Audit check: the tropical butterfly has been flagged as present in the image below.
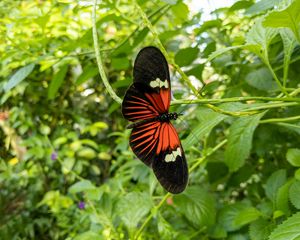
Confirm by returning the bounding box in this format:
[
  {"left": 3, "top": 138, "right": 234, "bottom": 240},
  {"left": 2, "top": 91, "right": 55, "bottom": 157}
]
[{"left": 122, "top": 46, "right": 188, "bottom": 194}]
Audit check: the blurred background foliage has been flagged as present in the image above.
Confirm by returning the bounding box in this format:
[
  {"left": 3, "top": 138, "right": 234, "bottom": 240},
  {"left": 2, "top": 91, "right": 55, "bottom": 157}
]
[{"left": 0, "top": 0, "right": 300, "bottom": 239}]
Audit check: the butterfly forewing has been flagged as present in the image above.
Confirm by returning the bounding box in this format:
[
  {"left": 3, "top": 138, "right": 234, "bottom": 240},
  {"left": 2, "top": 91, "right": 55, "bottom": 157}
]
[{"left": 122, "top": 46, "right": 188, "bottom": 194}]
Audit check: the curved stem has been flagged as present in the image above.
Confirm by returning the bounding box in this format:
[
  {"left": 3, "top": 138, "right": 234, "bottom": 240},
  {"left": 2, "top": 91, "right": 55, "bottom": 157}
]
[
  {"left": 171, "top": 96, "right": 300, "bottom": 105},
  {"left": 92, "top": 0, "right": 122, "bottom": 104}
]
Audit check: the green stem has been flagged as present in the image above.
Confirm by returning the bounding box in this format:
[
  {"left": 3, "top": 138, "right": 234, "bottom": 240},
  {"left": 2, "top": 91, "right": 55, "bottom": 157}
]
[
  {"left": 134, "top": 139, "right": 226, "bottom": 239},
  {"left": 245, "top": 102, "right": 298, "bottom": 111},
  {"left": 189, "top": 139, "right": 227, "bottom": 173},
  {"left": 260, "top": 115, "right": 300, "bottom": 124},
  {"left": 135, "top": 193, "right": 171, "bottom": 239},
  {"left": 265, "top": 60, "right": 288, "bottom": 96},
  {"left": 92, "top": 0, "right": 122, "bottom": 104},
  {"left": 171, "top": 96, "right": 300, "bottom": 105}
]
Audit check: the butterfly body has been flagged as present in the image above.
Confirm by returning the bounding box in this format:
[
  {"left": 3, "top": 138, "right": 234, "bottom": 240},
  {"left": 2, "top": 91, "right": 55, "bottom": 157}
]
[{"left": 122, "top": 46, "right": 188, "bottom": 194}]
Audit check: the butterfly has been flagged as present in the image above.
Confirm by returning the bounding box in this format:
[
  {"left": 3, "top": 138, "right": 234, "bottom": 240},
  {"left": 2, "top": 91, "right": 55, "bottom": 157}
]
[{"left": 122, "top": 46, "right": 188, "bottom": 194}]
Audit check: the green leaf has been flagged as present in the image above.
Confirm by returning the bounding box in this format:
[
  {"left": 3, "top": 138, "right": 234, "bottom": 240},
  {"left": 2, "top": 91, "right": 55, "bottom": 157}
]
[
  {"left": 157, "top": 213, "right": 174, "bottom": 239},
  {"left": 77, "top": 147, "right": 97, "bottom": 159},
  {"left": 76, "top": 65, "right": 98, "bottom": 85},
  {"left": 195, "top": 19, "right": 222, "bottom": 35},
  {"left": 175, "top": 47, "right": 199, "bottom": 67},
  {"left": 174, "top": 186, "right": 216, "bottom": 227},
  {"left": 276, "top": 180, "right": 292, "bottom": 215},
  {"left": 182, "top": 107, "right": 226, "bottom": 149},
  {"left": 225, "top": 112, "right": 265, "bottom": 172},
  {"left": 219, "top": 202, "right": 252, "bottom": 231},
  {"left": 229, "top": 1, "right": 254, "bottom": 12},
  {"left": 245, "top": 67, "right": 278, "bottom": 91},
  {"left": 38, "top": 190, "right": 73, "bottom": 213},
  {"left": 116, "top": 192, "right": 152, "bottom": 231},
  {"left": 160, "top": 0, "right": 177, "bottom": 5},
  {"left": 245, "top": 17, "right": 278, "bottom": 61},
  {"left": 268, "top": 212, "right": 300, "bottom": 240},
  {"left": 111, "top": 57, "right": 130, "bottom": 70},
  {"left": 245, "top": 0, "right": 280, "bottom": 15},
  {"left": 4, "top": 63, "right": 35, "bottom": 92},
  {"left": 48, "top": 65, "right": 68, "bottom": 99},
  {"left": 286, "top": 148, "right": 300, "bottom": 167},
  {"left": 171, "top": 2, "right": 189, "bottom": 24},
  {"left": 263, "top": 0, "right": 300, "bottom": 43},
  {"left": 265, "top": 169, "right": 286, "bottom": 203},
  {"left": 208, "top": 45, "right": 242, "bottom": 62},
  {"left": 73, "top": 231, "right": 104, "bottom": 240},
  {"left": 289, "top": 180, "right": 300, "bottom": 209},
  {"left": 233, "top": 207, "right": 261, "bottom": 226},
  {"left": 69, "top": 180, "right": 96, "bottom": 194},
  {"left": 249, "top": 218, "right": 275, "bottom": 240},
  {"left": 185, "top": 64, "right": 204, "bottom": 81}
]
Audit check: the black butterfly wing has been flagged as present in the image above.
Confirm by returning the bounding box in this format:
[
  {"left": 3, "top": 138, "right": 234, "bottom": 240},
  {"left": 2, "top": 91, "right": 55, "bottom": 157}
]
[
  {"left": 122, "top": 46, "right": 188, "bottom": 194},
  {"left": 133, "top": 46, "right": 170, "bottom": 92}
]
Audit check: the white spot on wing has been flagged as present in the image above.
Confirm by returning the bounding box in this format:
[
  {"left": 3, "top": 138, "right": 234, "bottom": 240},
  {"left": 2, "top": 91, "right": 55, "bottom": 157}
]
[
  {"left": 165, "top": 147, "right": 181, "bottom": 162},
  {"left": 149, "top": 78, "right": 169, "bottom": 88}
]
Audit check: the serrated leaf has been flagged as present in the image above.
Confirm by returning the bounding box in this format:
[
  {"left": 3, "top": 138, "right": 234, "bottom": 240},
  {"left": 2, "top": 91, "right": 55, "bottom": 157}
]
[
  {"left": 4, "top": 63, "right": 35, "bottom": 92},
  {"left": 265, "top": 169, "right": 286, "bottom": 203},
  {"left": 245, "top": 18, "right": 278, "bottom": 60},
  {"left": 225, "top": 112, "right": 265, "bottom": 172},
  {"left": 289, "top": 180, "right": 300, "bottom": 209},
  {"left": 286, "top": 148, "right": 300, "bottom": 167},
  {"left": 182, "top": 107, "right": 226, "bottom": 149},
  {"left": 175, "top": 47, "right": 199, "bottom": 67},
  {"left": 174, "top": 186, "right": 216, "bottom": 227},
  {"left": 263, "top": 0, "right": 300, "bottom": 43},
  {"left": 69, "top": 180, "right": 96, "bottom": 194},
  {"left": 116, "top": 192, "right": 152, "bottom": 231},
  {"left": 268, "top": 212, "right": 300, "bottom": 240},
  {"left": 245, "top": 67, "right": 278, "bottom": 91},
  {"left": 249, "top": 218, "right": 275, "bottom": 240},
  {"left": 48, "top": 65, "right": 68, "bottom": 99}
]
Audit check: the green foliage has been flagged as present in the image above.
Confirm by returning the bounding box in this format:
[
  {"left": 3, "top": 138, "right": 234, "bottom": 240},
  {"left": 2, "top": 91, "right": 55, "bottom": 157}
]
[
  {"left": 268, "top": 212, "right": 300, "bottom": 240},
  {"left": 1, "top": 0, "right": 300, "bottom": 239}
]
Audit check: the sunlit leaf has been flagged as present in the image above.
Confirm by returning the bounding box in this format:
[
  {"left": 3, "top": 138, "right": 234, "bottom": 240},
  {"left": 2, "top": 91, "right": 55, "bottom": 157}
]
[{"left": 263, "top": 0, "right": 300, "bottom": 43}]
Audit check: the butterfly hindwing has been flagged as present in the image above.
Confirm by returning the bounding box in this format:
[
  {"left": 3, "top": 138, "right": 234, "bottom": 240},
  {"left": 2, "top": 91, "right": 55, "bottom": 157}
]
[{"left": 152, "top": 122, "right": 188, "bottom": 194}]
